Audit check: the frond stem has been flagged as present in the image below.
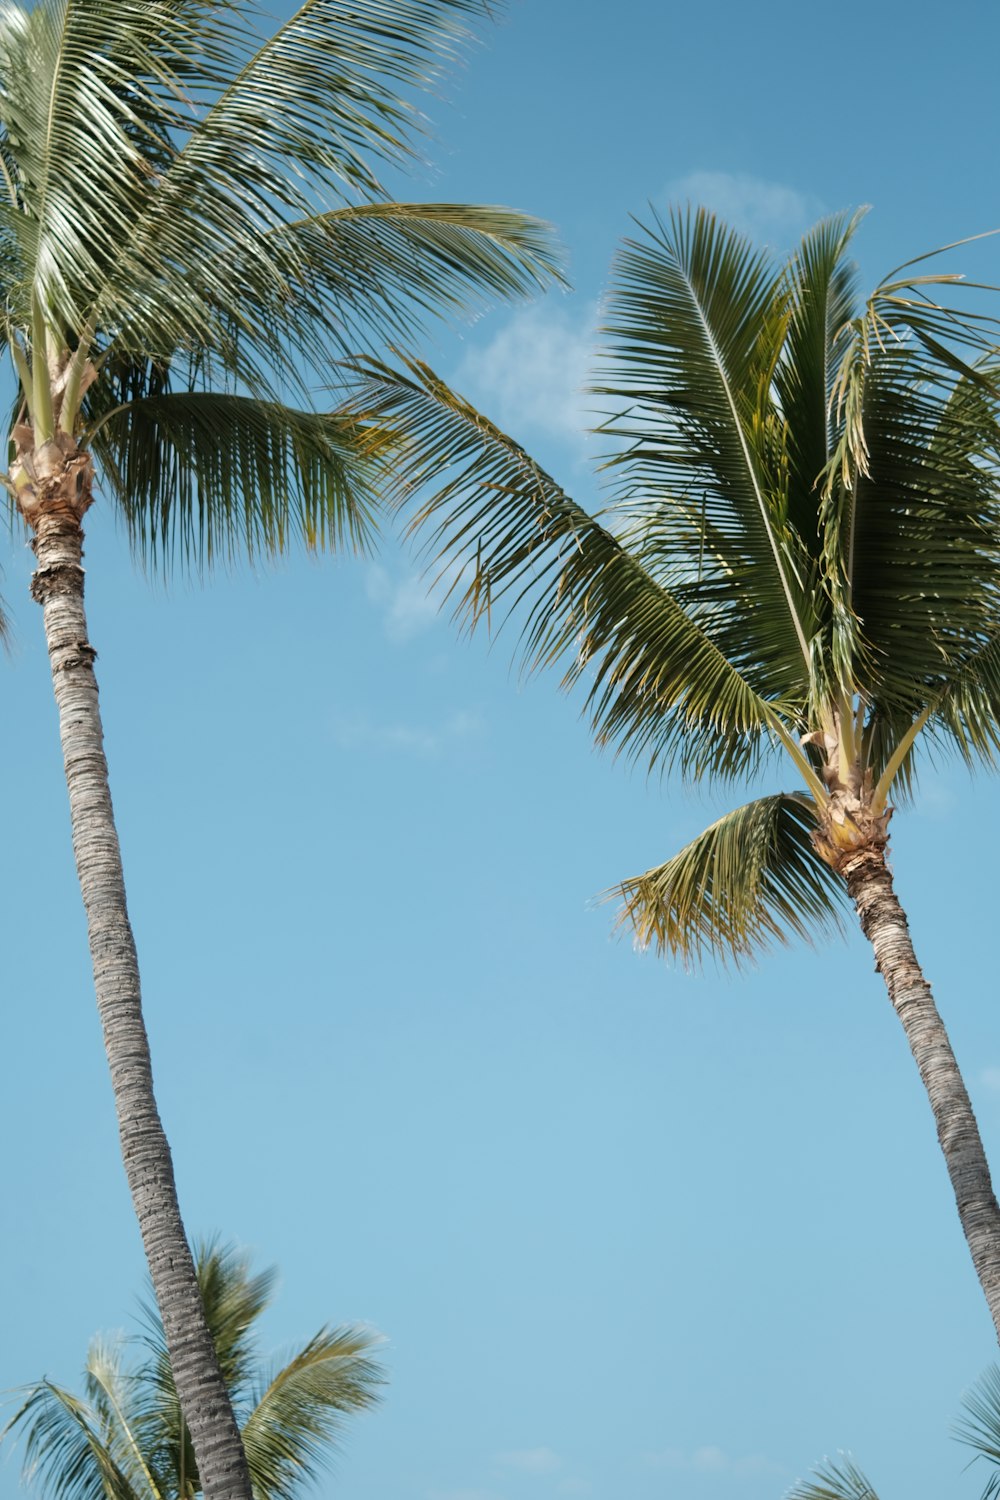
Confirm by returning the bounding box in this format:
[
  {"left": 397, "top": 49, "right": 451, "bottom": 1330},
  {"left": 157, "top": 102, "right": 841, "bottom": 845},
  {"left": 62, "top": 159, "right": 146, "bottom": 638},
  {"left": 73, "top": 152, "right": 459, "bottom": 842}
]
[
  {"left": 871, "top": 702, "right": 935, "bottom": 813},
  {"left": 765, "top": 708, "right": 830, "bottom": 805}
]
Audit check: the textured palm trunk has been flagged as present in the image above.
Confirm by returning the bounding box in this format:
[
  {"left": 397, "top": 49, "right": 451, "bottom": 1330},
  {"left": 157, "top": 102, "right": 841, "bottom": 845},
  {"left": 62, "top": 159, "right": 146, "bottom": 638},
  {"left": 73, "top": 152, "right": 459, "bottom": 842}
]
[
  {"left": 24, "top": 442, "right": 253, "bottom": 1500},
  {"left": 845, "top": 843, "right": 1000, "bottom": 1342}
]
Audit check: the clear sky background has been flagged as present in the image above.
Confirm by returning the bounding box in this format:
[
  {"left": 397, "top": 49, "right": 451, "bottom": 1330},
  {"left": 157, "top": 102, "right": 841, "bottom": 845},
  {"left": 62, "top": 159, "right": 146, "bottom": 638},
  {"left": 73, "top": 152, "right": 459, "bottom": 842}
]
[{"left": 2, "top": 4, "right": 1000, "bottom": 1500}]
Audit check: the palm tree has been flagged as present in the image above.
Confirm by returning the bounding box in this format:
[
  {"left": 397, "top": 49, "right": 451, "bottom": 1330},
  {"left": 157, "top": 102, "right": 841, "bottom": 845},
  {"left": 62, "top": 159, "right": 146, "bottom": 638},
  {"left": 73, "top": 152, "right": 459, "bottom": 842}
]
[
  {"left": 4, "top": 1240, "right": 384, "bottom": 1500},
  {"left": 0, "top": 2, "right": 561, "bottom": 1495},
  {"left": 350, "top": 208, "right": 1000, "bottom": 1338}
]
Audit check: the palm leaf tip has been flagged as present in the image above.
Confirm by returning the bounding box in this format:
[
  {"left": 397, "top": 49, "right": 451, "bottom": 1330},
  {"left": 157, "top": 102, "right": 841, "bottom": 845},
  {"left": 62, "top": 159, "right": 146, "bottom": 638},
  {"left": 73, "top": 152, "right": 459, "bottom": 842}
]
[
  {"left": 786, "top": 1456, "right": 880, "bottom": 1500},
  {"left": 613, "top": 793, "right": 846, "bottom": 969}
]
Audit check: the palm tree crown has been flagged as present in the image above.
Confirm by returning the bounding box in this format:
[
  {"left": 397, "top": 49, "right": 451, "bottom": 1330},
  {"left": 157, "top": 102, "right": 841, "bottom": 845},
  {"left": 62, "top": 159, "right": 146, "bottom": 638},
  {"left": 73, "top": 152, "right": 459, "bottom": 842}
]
[
  {"left": 351, "top": 207, "right": 1000, "bottom": 1337},
  {"left": 5, "top": 1241, "right": 384, "bottom": 1500},
  {"left": 0, "top": 0, "right": 561, "bottom": 561}
]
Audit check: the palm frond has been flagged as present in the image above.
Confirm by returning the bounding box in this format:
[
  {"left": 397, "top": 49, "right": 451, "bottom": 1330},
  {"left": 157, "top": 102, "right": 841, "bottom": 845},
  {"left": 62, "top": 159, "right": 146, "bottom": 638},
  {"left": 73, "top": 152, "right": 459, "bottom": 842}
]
[
  {"left": 848, "top": 358, "right": 1000, "bottom": 708},
  {"left": 3, "top": 1380, "right": 146, "bottom": 1500},
  {"left": 89, "top": 385, "right": 387, "bottom": 568},
  {"left": 786, "top": 1456, "right": 881, "bottom": 1500},
  {"left": 241, "top": 1327, "right": 384, "bottom": 1500},
  {"left": 350, "top": 354, "right": 803, "bottom": 781},
  {"left": 0, "top": 0, "right": 224, "bottom": 331},
  {"left": 595, "top": 205, "right": 815, "bottom": 690},
  {"left": 82, "top": 1340, "right": 166, "bottom": 1500},
  {"left": 957, "top": 1366, "right": 1000, "bottom": 1500},
  {"left": 614, "top": 792, "right": 845, "bottom": 967},
  {"left": 263, "top": 201, "right": 564, "bottom": 355},
  {"left": 776, "top": 209, "right": 867, "bottom": 690},
  {"left": 94, "top": 0, "right": 522, "bottom": 356}
]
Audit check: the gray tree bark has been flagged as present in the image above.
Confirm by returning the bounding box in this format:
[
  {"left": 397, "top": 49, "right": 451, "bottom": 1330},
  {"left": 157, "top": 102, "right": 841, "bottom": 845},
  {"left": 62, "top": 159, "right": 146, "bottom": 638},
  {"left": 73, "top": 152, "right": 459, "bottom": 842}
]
[
  {"left": 846, "top": 844, "right": 1000, "bottom": 1343},
  {"left": 30, "top": 489, "right": 253, "bottom": 1500}
]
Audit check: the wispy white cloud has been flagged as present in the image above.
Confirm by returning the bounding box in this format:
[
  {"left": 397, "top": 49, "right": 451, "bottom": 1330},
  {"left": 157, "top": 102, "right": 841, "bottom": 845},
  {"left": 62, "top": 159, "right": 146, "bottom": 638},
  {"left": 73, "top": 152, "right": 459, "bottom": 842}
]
[
  {"left": 365, "top": 562, "right": 467, "bottom": 644},
  {"left": 453, "top": 301, "right": 597, "bottom": 450},
  {"left": 332, "top": 708, "right": 483, "bottom": 756},
  {"left": 494, "top": 1448, "right": 562, "bottom": 1475},
  {"left": 981, "top": 1067, "right": 1000, "bottom": 1092},
  {"left": 646, "top": 1445, "right": 785, "bottom": 1477},
  {"left": 663, "top": 170, "right": 825, "bottom": 247}
]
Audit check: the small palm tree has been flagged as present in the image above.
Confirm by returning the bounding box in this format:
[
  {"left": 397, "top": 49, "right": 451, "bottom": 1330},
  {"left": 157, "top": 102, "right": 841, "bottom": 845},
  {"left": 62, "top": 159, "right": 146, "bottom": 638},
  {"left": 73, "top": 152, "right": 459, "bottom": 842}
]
[
  {"left": 352, "top": 209, "right": 1000, "bottom": 1337},
  {"left": 4, "top": 1240, "right": 384, "bottom": 1500},
  {"left": 0, "top": 2, "right": 561, "bottom": 1495}
]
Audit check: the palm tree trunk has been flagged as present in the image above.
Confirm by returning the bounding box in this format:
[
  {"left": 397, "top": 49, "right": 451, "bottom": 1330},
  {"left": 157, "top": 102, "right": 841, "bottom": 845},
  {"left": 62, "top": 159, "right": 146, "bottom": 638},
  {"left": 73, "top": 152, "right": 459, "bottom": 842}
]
[
  {"left": 30, "top": 500, "right": 253, "bottom": 1500},
  {"left": 846, "top": 844, "right": 1000, "bottom": 1342}
]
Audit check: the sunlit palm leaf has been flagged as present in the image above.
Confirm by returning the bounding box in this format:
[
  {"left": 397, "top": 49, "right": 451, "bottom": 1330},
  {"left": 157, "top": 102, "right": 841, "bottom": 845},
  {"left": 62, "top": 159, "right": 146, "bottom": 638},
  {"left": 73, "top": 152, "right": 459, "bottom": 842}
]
[
  {"left": 848, "top": 362, "right": 1000, "bottom": 706},
  {"left": 97, "top": 0, "right": 532, "bottom": 356},
  {"left": 241, "top": 1328, "right": 384, "bottom": 1500},
  {"left": 596, "top": 206, "right": 814, "bottom": 690},
  {"left": 91, "top": 390, "right": 386, "bottom": 567},
  {"left": 957, "top": 1366, "right": 1000, "bottom": 1500},
  {"left": 4, "top": 1381, "right": 146, "bottom": 1500},
  {"left": 264, "top": 202, "right": 563, "bottom": 355},
  {"left": 787, "top": 1457, "right": 881, "bottom": 1500},
  {"left": 351, "top": 354, "right": 801, "bottom": 780},
  {"left": 615, "top": 792, "right": 844, "bottom": 966}
]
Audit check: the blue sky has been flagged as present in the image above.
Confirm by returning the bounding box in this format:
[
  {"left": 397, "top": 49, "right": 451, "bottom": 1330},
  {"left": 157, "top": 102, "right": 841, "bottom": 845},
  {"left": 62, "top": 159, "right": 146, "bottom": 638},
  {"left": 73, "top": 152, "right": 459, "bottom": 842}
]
[{"left": 3, "top": 4, "right": 1000, "bottom": 1500}]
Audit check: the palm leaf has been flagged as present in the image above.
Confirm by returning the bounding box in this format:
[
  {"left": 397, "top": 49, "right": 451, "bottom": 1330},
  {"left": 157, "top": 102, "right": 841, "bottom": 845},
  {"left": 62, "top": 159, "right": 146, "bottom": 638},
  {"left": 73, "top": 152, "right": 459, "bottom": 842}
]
[
  {"left": 262, "top": 201, "right": 564, "bottom": 355},
  {"left": 957, "top": 1366, "right": 1000, "bottom": 1500},
  {"left": 614, "top": 792, "right": 845, "bottom": 967},
  {"left": 3, "top": 1381, "right": 146, "bottom": 1500},
  {"left": 350, "top": 354, "right": 803, "bottom": 781},
  {"left": 786, "top": 1456, "right": 881, "bottom": 1500},
  {"left": 595, "top": 206, "right": 815, "bottom": 689},
  {"left": 0, "top": 0, "right": 219, "bottom": 331},
  {"left": 90, "top": 387, "right": 387, "bottom": 567},
  {"left": 95, "top": 0, "right": 524, "bottom": 355},
  {"left": 240, "top": 1327, "right": 384, "bottom": 1500},
  {"left": 847, "top": 357, "right": 1000, "bottom": 717}
]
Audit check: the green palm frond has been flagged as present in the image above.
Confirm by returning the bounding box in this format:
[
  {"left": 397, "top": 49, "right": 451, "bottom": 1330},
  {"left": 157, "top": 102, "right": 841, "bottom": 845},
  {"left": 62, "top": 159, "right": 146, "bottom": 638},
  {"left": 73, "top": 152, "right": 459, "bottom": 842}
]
[
  {"left": 241, "top": 1327, "right": 384, "bottom": 1500},
  {"left": 957, "top": 1366, "right": 1000, "bottom": 1500},
  {"left": 4, "top": 1380, "right": 146, "bottom": 1500},
  {"left": 90, "top": 388, "right": 387, "bottom": 567},
  {"left": 615, "top": 793, "right": 845, "bottom": 967},
  {"left": 595, "top": 206, "right": 815, "bottom": 691},
  {"left": 848, "top": 362, "right": 1000, "bottom": 711},
  {"left": 90, "top": 0, "right": 559, "bottom": 363},
  {"left": 264, "top": 202, "right": 563, "bottom": 354},
  {"left": 787, "top": 1456, "right": 881, "bottom": 1500},
  {"left": 350, "top": 354, "right": 802, "bottom": 781},
  {"left": 83, "top": 1340, "right": 165, "bottom": 1500},
  {"left": 0, "top": 0, "right": 222, "bottom": 332},
  {"left": 5, "top": 1242, "right": 385, "bottom": 1500}
]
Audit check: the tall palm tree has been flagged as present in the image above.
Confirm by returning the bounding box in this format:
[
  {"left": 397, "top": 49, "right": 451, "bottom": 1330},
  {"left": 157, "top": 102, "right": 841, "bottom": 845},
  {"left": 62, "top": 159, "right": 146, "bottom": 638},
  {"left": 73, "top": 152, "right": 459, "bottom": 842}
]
[
  {"left": 351, "top": 209, "right": 1000, "bottom": 1338},
  {"left": 4, "top": 1240, "right": 384, "bottom": 1500},
  {"left": 0, "top": 2, "right": 561, "bottom": 1495}
]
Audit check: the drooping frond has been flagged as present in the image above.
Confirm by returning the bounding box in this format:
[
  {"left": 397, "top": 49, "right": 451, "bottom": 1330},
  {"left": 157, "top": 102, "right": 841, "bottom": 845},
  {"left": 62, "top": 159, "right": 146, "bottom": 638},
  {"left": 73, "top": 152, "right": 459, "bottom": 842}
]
[
  {"left": 4, "top": 1380, "right": 146, "bottom": 1500},
  {"left": 263, "top": 202, "right": 563, "bottom": 355},
  {"left": 91, "top": 0, "right": 561, "bottom": 364},
  {"left": 786, "top": 1457, "right": 881, "bottom": 1500},
  {"left": 90, "top": 386, "right": 387, "bottom": 567},
  {"left": 82, "top": 1340, "right": 165, "bottom": 1500},
  {"left": 848, "top": 361, "right": 1000, "bottom": 714},
  {"left": 615, "top": 792, "right": 845, "bottom": 967},
  {"left": 957, "top": 1366, "right": 1000, "bottom": 1500},
  {"left": 240, "top": 1327, "right": 384, "bottom": 1500},
  {"left": 350, "top": 354, "right": 804, "bottom": 780},
  {"left": 595, "top": 206, "right": 815, "bottom": 695}
]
